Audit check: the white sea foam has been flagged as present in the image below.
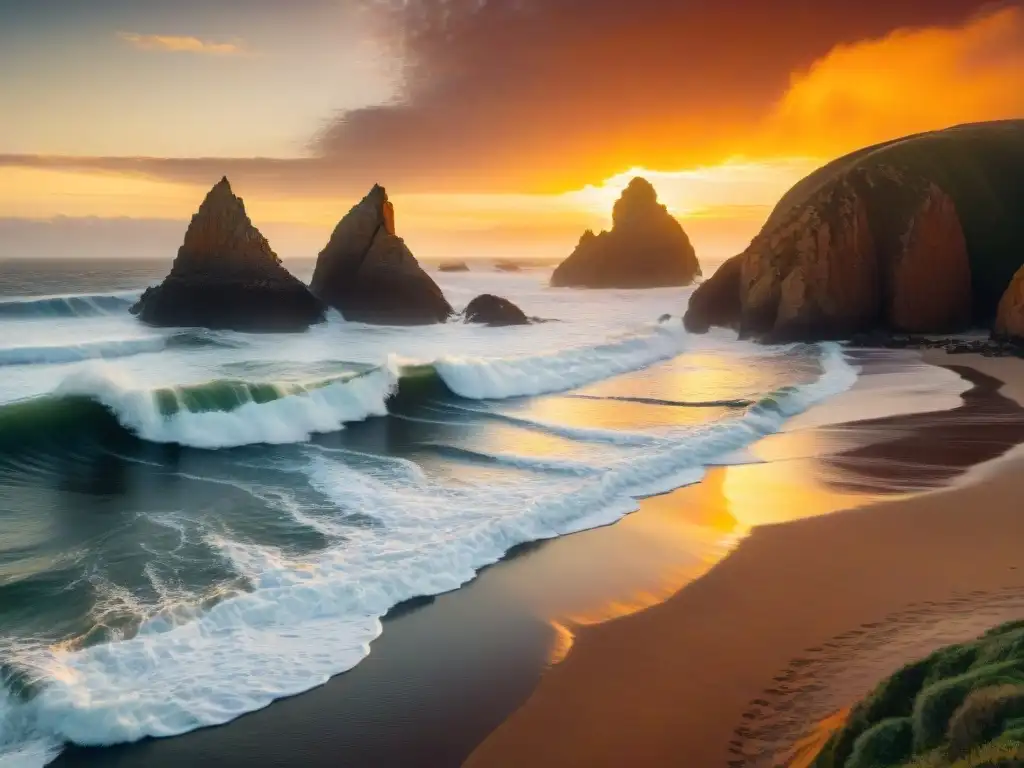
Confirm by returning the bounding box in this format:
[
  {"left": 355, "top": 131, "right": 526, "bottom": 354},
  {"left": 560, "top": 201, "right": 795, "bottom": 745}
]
[
  {"left": 54, "top": 364, "right": 399, "bottom": 449},
  {"left": 0, "top": 344, "right": 857, "bottom": 763},
  {"left": 433, "top": 321, "right": 686, "bottom": 399},
  {"left": 43, "top": 323, "right": 686, "bottom": 449}
]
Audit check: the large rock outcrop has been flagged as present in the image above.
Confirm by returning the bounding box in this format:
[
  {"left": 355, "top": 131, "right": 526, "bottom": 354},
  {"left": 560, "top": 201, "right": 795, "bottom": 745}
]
[
  {"left": 132, "top": 177, "right": 324, "bottom": 332},
  {"left": 310, "top": 185, "right": 452, "bottom": 325},
  {"left": 463, "top": 294, "right": 529, "bottom": 326},
  {"left": 683, "top": 120, "right": 1024, "bottom": 341},
  {"left": 551, "top": 177, "right": 701, "bottom": 289}
]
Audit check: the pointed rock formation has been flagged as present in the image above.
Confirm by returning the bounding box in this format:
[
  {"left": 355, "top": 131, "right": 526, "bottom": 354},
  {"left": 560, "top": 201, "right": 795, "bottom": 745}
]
[
  {"left": 310, "top": 185, "right": 453, "bottom": 325},
  {"left": 463, "top": 294, "right": 529, "bottom": 326},
  {"left": 131, "top": 177, "right": 324, "bottom": 331},
  {"left": 551, "top": 177, "right": 701, "bottom": 288}
]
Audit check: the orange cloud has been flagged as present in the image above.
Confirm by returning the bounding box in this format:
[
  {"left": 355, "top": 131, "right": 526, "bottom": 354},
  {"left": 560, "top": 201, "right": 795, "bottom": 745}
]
[
  {"left": 764, "top": 6, "right": 1024, "bottom": 157},
  {"left": 117, "top": 32, "right": 246, "bottom": 56}
]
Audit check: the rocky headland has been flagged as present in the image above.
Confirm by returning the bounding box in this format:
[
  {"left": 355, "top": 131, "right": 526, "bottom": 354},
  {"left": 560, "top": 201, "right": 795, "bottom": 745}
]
[{"left": 683, "top": 120, "right": 1024, "bottom": 345}]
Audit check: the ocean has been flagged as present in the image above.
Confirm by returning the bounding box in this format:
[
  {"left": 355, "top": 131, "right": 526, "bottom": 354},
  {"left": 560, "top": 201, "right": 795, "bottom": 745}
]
[{"left": 0, "top": 257, "right": 950, "bottom": 765}]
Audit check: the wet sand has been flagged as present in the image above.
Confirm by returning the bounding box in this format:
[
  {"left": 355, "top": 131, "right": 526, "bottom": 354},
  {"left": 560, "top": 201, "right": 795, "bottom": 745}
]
[{"left": 467, "top": 354, "right": 1024, "bottom": 768}]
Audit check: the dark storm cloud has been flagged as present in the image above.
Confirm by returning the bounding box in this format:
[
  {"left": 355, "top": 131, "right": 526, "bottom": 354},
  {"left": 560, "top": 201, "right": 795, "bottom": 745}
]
[{"left": 0, "top": 0, "right": 1009, "bottom": 195}]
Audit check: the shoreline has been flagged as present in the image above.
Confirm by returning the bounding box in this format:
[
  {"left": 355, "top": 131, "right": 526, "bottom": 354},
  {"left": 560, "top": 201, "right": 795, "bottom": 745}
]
[
  {"left": 466, "top": 353, "right": 1024, "bottom": 768},
  {"left": 45, "top": 349, "right": 995, "bottom": 768}
]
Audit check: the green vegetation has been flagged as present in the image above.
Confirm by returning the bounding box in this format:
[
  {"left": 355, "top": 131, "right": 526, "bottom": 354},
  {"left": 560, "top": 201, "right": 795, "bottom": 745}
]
[
  {"left": 765, "top": 120, "right": 1024, "bottom": 324},
  {"left": 812, "top": 621, "right": 1024, "bottom": 767}
]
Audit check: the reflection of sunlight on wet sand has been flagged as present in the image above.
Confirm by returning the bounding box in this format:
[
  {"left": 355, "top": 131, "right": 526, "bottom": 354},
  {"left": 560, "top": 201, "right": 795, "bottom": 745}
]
[
  {"left": 784, "top": 708, "right": 850, "bottom": 768},
  {"left": 541, "top": 469, "right": 745, "bottom": 664},
  {"left": 540, "top": 444, "right": 895, "bottom": 665},
  {"left": 578, "top": 352, "right": 787, "bottom": 405}
]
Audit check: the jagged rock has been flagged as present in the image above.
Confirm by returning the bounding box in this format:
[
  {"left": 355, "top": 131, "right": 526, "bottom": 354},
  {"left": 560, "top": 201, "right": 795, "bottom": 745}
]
[
  {"left": 995, "top": 264, "right": 1024, "bottom": 340},
  {"left": 551, "top": 177, "right": 701, "bottom": 288},
  {"left": 683, "top": 121, "right": 1024, "bottom": 341},
  {"left": 683, "top": 256, "right": 742, "bottom": 333},
  {"left": 310, "top": 185, "right": 453, "bottom": 325},
  {"left": 463, "top": 294, "right": 529, "bottom": 326},
  {"left": 131, "top": 177, "right": 324, "bottom": 332},
  {"left": 439, "top": 261, "right": 470, "bottom": 272}
]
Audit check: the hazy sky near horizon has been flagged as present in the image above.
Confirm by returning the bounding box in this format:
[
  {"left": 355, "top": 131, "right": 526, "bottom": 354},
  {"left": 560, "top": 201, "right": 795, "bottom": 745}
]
[{"left": 1, "top": 0, "right": 1022, "bottom": 262}]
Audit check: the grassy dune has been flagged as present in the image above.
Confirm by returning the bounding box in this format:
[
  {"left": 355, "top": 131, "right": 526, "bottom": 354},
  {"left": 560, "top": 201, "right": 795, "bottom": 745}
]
[{"left": 813, "top": 621, "right": 1024, "bottom": 767}]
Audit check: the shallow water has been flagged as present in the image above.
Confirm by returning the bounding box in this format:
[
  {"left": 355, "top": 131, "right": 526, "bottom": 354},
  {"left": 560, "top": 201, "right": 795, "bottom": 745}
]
[{"left": 0, "top": 258, "right": 948, "bottom": 765}]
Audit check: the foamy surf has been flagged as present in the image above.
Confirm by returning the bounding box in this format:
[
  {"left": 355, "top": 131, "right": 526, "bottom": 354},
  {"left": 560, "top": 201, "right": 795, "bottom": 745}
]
[
  {"left": 5, "top": 322, "right": 686, "bottom": 449},
  {"left": 0, "top": 344, "right": 857, "bottom": 765},
  {"left": 0, "top": 291, "right": 138, "bottom": 319}
]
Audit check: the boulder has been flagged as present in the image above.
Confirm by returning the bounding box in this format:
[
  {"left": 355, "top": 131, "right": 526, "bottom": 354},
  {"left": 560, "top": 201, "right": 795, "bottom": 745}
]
[
  {"left": 310, "top": 185, "right": 453, "bottom": 324},
  {"left": 995, "top": 264, "right": 1024, "bottom": 340},
  {"left": 551, "top": 177, "right": 701, "bottom": 289},
  {"left": 684, "top": 120, "right": 1024, "bottom": 341},
  {"left": 463, "top": 294, "right": 530, "bottom": 326},
  {"left": 131, "top": 177, "right": 324, "bottom": 332},
  {"left": 439, "top": 261, "right": 470, "bottom": 272}
]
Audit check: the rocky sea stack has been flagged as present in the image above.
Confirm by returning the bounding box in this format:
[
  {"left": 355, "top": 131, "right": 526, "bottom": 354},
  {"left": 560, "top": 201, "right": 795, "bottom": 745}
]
[
  {"left": 310, "top": 185, "right": 453, "bottom": 325},
  {"left": 683, "top": 120, "right": 1024, "bottom": 342},
  {"left": 551, "top": 177, "right": 701, "bottom": 289},
  {"left": 132, "top": 177, "right": 324, "bottom": 332},
  {"left": 463, "top": 294, "right": 529, "bottom": 326}
]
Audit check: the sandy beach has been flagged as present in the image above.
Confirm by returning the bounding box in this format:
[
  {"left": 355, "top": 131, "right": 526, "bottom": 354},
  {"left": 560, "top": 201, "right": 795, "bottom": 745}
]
[{"left": 467, "top": 353, "right": 1024, "bottom": 768}]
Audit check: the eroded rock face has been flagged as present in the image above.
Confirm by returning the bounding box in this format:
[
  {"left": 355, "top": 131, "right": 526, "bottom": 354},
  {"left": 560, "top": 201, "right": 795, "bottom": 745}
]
[
  {"left": 683, "top": 256, "right": 742, "bottom": 333},
  {"left": 995, "top": 265, "right": 1024, "bottom": 340},
  {"left": 551, "top": 178, "right": 701, "bottom": 289},
  {"left": 310, "top": 185, "right": 452, "bottom": 325},
  {"left": 131, "top": 177, "right": 324, "bottom": 332},
  {"left": 463, "top": 294, "right": 529, "bottom": 326},
  {"left": 684, "top": 167, "right": 972, "bottom": 341}
]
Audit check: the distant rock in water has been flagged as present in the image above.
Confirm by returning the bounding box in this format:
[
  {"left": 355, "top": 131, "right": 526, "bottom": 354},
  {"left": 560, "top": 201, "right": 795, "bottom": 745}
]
[
  {"left": 310, "top": 185, "right": 453, "bottom": 325},
  {"left": 683, "top": 120, "right": 1024, "bottom": 342},
  {"left": 551, "top": 177, "right": 701, "bottom": 289},
  {"left": 438, "top": 261, "right": 470, "bottom": 273},
  {"left": 464, "top": 294, "right": 529, "bottom": 326},
  {"left": 131, "top": 177, "right": 324, "bottom": 332},
  {"left": 494, "top": 261, "right": 521, "bottom": 273}
]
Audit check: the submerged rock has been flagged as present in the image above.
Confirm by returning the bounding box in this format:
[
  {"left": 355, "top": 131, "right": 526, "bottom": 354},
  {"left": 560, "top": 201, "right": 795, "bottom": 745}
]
[
  {"left": 131, "top": 177, "right": 324, "bottom": 332},
  {"left": 310, "top": 185, "right": 453, "bottom": 325},
  {"left": 551, "top": 177, "right": 701, "bottom": 289},
  {"left": 683, "top": 120, "right": 1024, "bottom": 341},
  {"left": 463, "top": 294, "right": 529, "bottom": 326}
]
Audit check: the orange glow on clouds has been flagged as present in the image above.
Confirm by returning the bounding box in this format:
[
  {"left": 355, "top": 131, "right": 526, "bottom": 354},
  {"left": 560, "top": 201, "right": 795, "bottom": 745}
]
[
  {"left": 764, "top": 6, "right": 1024, "bottom": 157},
  {"left": 117, "top": 32, "right": 247, "bottom": 56}
]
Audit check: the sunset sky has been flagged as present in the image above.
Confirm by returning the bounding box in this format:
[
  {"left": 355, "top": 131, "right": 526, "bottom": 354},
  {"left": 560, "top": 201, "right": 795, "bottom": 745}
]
[{"left": 2, "top": 0, "right": 1022, "bottom": 265}]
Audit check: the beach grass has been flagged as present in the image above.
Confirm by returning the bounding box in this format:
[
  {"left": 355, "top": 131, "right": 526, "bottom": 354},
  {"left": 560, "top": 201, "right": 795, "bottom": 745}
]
[{"left": 813, "top": 621, "right": 1024, "bottom": 767}]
